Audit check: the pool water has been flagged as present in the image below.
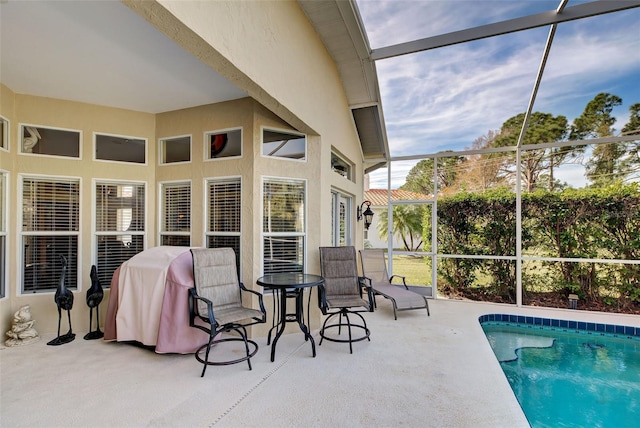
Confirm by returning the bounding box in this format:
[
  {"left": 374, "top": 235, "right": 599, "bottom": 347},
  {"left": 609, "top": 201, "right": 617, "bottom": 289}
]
[{"left": 482, "top": 321, "right": 640, "bottom": 428}]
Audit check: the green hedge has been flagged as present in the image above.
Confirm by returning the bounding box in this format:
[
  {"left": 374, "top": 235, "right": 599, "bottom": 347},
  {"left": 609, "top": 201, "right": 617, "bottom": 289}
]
[{"left": 431, "top": 184, "right": 640, "bottom": 309}]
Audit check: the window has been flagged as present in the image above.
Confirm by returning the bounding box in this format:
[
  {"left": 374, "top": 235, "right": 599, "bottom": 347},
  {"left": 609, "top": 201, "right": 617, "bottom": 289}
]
[
  {"left": 263, "top": 178, "right": 306, "bottom": 274},
  {"left": 262, "top": 128, "right": 306, "bottom": 161},
  {"left": 20, "top": 125, "right": 80, "bottom": 158},
  {"left": 0, "top": 171, "right": 6, "bottom": 298},
  {"left": 0, "top": 116, "right": 8, "bottom": 151},
  {"left": 21, "top": 176, "right": 80, "bottom": 293},
  {"left": 160, "top": 181, "right": 191, "bottom": 246},
  {"left": 95, "top": 181, "right": 145, "bottom": 287},
  {"left": 331, "top": 151, "right": 353, "bottom": 181},
  {"left": 95, "top": 133, "right": 146, "bottom": 164},
  {"left": 205, "top": 128, "right": 242, "bottom": 159},
  {"left": 331, "top": 190, "right": 352, "bottom": 246},
  {"left": 159, "top": 135, "right": 191, "bottom": 164},
  {"left": 206, "top": 177, "right": 241, "bottom": 275}
]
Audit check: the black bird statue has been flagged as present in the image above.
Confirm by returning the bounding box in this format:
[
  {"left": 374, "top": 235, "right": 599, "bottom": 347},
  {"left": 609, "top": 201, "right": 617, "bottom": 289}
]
[
  {"left": 84, "top": 265, "right": 104, "bottom": 340},
  {"left": 47, "top": 255, "right": 75, "bottom": 346}
]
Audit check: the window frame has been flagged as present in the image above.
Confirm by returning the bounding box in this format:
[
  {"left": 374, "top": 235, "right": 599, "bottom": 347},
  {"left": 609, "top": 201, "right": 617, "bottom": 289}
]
[
  {"left": 261, "top": 176, "right": 307, "bottom": 275},
  {"left": 331, "top": 150, "right": 354, "bottom": 181},
  {"left": 330, "top": 189, "right": 353, "bottom": 247},
  {"left": 205, "top": 176, "right": 242, "bottom": 276},
  {"left": 159, "top": 134, "right": 192, "bottom": 165},
  {"left": 93, "top": 179, "right": 147, "bottom": 288},
  {"left": 19, "top": 174, "right": 81, "bottom": 294},
  {"left": 203, "top": 127, "right": 243, "bottom": 161},
  {"left": 0, "top": 170, "right": 7, "bottom": 298},
  {"left": 0, "top": 116, "right": 8, "bottom": 152},
  {"left": 19, "top": 123, "right": 82, "bottom": 159},
  {"left": 261, "top": 127, "right": 307, "bottom": 162},
  {"left": 94, "top": 132, "right": 147, "bottom": 165},
  {"left": 159, "top": 180, "right": 191, "bottom": 246}
]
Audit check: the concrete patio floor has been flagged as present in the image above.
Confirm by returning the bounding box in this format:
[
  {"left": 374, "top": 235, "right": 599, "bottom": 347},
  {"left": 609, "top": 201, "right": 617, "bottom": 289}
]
[{"left": 2, "top": 298, "right": 639, "bottom": 428}]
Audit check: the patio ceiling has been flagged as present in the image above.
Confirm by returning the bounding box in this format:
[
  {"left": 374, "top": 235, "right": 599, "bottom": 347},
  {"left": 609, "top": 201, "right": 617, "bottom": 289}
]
[{"left": 0, "top": 0, "right": 390, "bottom": 167}]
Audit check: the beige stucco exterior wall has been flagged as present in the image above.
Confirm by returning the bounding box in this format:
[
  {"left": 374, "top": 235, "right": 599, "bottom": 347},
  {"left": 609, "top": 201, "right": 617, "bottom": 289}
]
[{"left": 0, "top": 1, "right": 366, "bottom": 339}]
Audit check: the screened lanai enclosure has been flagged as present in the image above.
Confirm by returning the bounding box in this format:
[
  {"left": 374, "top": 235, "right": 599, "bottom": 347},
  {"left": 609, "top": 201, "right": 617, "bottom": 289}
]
[{"left": 357, "top": 0, "right": 640, "bottom": 314}]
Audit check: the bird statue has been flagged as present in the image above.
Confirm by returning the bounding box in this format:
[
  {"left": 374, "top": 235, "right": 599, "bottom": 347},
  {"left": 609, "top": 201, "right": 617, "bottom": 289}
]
[
  {"left": 47, "top": 255, "right": 75, "bottom": 346},
  {"left": 23, "top": 126, "right": 41, "bottom": 153},
  {"left": 83, "top": 265, "right": 104, "bottom": 340}
]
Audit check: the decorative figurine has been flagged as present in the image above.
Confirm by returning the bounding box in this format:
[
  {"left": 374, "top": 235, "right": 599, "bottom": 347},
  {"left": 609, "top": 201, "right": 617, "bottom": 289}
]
[
  {"left": 5, "top": 305, "right": 40, "bottom": 347},
  {"left": 84, "top": 265, "right": 104, "bottom": 340},
  {"left": 47, "top": 254, "right": 75, "bottom": 346}
]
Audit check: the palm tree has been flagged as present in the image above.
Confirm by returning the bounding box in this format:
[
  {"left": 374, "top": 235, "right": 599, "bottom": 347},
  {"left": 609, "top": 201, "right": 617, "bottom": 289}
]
[{"left": 377, "top": 204, "right": 425, "bottom": 251}]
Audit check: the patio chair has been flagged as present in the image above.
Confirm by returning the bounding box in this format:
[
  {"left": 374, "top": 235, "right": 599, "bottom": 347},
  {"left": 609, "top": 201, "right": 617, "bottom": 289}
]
[
  {"left": 318, "top": 246, "right": 374, "bottom": 354},
  {"left": 188, "top": 248, "right": 266, "bottom": 377},
  {"left": 359, "top": 249, "right": 430, "bottom": 320}
]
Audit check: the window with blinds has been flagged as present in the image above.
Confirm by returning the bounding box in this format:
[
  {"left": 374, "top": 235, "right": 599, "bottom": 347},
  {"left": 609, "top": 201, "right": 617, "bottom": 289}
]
[
  {"left": 0, "top": 171, "right": 6, "bottom": 297},
  {"left": 21, "top": 176, "right": 80, "bottom": 292},
  {"left": 160, "top": 181, "right": 191, "bottom": 246},
  {"left": 95, "top": 181, "right": 145, "bottom": 287},
  {"left": 206, "top": 178, "right": 241, "bottom": 274},
  {"left": 263, "top": 178, "right": 305, "bottom": 274}
]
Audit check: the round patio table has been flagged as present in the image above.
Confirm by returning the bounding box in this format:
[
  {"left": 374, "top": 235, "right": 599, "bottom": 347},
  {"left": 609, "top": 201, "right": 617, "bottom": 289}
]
[{"left": 257, "top": 273, "right": 324, "bottom": 362}]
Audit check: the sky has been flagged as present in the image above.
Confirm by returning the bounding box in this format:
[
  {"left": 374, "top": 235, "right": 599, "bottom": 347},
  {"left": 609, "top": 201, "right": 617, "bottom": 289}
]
[{"left": 354, "top": 1, "right": 640, "bottom": 188}]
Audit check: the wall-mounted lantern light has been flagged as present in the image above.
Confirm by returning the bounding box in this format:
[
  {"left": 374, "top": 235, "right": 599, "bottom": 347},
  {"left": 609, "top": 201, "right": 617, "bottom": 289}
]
[{"left": 357, "top": 200, "right": 374, "bottom": 230}]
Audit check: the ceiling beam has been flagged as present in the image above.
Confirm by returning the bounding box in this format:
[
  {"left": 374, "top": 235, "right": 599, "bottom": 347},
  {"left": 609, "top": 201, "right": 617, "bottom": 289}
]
[{"left": 371, "top": 1, "right": 640, "bottom": 61}]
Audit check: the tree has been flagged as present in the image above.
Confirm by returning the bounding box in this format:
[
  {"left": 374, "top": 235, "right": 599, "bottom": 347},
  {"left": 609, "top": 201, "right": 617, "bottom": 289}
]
[
  {"left": 401, "top": 154, "right": 464, "bottom": 196},
  {"left": 453, "top": 130, "right": 509, "bottom": 193},
  {"left": 621, "top": 103, "right": 640, "bottom": 136},
  {"left": 571, "top": 93, "right": 625, "bottom": 187},
  {"left": 494, "top": 112, "right": 569, "bottom": 192},
  {"left": 377, "top": 204, "right": 425, "bottom": 251}
]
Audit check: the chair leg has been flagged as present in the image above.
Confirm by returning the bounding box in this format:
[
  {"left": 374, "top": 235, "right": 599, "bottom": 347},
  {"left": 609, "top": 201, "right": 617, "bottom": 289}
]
[
  {"left": 201, "top": 334, "right": 215, "bottom": 377},
  {"left": 238, "top": 325, "right": 253, "bottom": 371}
]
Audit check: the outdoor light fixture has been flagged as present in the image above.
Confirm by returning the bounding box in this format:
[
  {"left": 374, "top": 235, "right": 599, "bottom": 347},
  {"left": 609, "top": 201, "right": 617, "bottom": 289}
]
[{"left": 357, "top": 200, "right": 374, "bottom": 230}]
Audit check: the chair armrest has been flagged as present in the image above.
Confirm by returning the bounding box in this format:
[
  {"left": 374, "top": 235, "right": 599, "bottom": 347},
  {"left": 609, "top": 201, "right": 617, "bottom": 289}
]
[
  {"left": 239, "top": 282, "right": 267, "bottom": 317},
  {"left": 390, "top": 274, "right": 409, "bottom": 290},
  {"left": 188, "top": 287, "right": 218, "bottom": 327},
  {"left": 358, "top": 276, "right": 375, "bottom": 311}
]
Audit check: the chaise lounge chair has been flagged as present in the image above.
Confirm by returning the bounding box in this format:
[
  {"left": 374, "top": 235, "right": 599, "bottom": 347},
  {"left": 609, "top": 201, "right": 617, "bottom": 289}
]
[{"left": 359, "top": 249, "right": 430, "bottom": 320}]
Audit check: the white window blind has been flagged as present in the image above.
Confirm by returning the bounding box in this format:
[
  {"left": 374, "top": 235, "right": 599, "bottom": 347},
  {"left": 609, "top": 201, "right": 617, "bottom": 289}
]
[
  {"left": 206, "top": 178, "right": 241, "bottom": 274},
  {"left": 160, "top": 182, "right": 191, "bottom": 246},
  {"left": 262, "top": 178, "right": 305, "bottom": 274},
  {"left": 95, "top": 181, "right": 145, "bottom": 287},
  {"left": 0, "top": 172, "right": 6, "bottom": 298},
  {"left": 21, "top": 176, "right": 79, "bottom": 292}
]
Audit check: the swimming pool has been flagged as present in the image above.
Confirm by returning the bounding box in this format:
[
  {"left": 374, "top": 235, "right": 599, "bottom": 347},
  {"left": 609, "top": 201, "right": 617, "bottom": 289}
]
[{"left": 480, "top": 314, "right": 640, "bottom": 428}]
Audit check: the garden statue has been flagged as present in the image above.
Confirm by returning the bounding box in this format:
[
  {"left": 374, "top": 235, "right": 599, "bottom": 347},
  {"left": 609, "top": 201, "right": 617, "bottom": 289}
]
[
  {"left": 84, "top": 265, "right": 104, "bottom": 340},
  {"left": 5, "top": 305, "right": 40, "bottom": 347},
  {"left": 47, "top": 254, "right": 75, "bottom": 346}
]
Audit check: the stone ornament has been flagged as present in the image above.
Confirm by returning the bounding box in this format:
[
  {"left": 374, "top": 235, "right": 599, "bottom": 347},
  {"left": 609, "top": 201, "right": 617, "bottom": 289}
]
[{"left": 5, "top": 305, "right": 40, "bottom": 347}]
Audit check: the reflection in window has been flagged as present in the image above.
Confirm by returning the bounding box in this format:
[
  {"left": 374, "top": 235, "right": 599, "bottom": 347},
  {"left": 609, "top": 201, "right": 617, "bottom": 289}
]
[
  {"left": 95, "top": 181, "right": 145, "bottom": 286},
  {"left": 21, "top": 176, "right": 80, "bottom": 292},
  {"left": 21, "top": 125, "right": 80, "bottom": 158},
  {"left": 331, "top": 151, "right": 352, "bottom": 180},
  {"left": 262, "top": 129, "right": 306, "bottom": 161},
  {"left": 263, "top": 178, "right": 305, "bottom": 274},
  {"left": 205, "top": 128, "right": 242, "bottom": 159},
  {"left": 160, "top": 135, "right": 191, "bottom": 164},
  {"left": 95, "top": 133, "right": 146, "bottom": 164}
]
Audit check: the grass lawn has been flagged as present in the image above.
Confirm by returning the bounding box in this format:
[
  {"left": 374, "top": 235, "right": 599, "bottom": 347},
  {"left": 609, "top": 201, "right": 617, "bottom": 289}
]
[{"left": 389, "top": 255, "right": 431, "bottom": 286}]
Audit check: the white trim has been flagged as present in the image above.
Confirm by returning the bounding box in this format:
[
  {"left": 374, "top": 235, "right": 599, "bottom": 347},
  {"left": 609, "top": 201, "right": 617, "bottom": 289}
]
[
  {"left": 158, "top": 134, "right": 192, "bottom": 166},
  {"left": 93, "top": 131, "right": 148, "bottom": 165}
]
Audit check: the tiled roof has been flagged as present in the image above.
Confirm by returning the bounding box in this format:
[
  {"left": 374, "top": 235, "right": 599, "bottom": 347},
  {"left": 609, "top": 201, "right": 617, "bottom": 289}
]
[{"left": 364, "top": 189, "right": 432, "bottom": 206}]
